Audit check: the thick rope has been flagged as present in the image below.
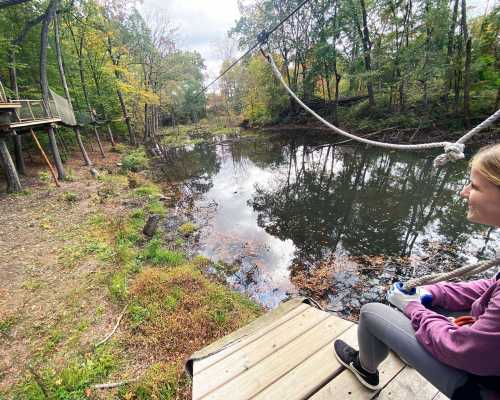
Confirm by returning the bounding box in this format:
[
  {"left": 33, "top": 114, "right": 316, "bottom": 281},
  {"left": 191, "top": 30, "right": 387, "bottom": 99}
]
[
  {"left": 262, "top": 48, "right": 500, "bottom": 167},
  {"left": 403, "top": 256, "right": 500, "bottom": 291}
]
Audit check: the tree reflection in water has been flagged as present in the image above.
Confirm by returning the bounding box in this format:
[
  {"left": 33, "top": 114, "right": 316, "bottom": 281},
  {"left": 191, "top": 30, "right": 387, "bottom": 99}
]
[{"left": 159, "top": 136, "right": 499, "bottom": 309}]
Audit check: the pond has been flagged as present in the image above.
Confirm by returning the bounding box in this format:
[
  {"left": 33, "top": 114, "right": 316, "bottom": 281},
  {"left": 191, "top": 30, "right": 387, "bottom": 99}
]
[{"left": 158, "top": 133, "right": 500, "bottom": 314}]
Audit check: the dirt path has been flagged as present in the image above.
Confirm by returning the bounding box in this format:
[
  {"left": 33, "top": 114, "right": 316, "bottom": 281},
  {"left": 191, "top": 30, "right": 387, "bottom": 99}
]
[{"left": 0, "top": 146, "right": 125, "bottom": 391}]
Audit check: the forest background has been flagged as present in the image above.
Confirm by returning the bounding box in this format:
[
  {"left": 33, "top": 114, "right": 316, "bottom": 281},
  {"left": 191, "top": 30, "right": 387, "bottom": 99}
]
[{"left": 0, "top": 0, "right": 498, "bottom": 148}]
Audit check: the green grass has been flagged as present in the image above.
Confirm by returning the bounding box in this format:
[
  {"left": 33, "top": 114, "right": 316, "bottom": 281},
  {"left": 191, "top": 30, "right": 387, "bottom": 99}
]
[
  {"left": 62, "top": 191, "right": 78, "bottom": 203},
  {"left": 0, "top": 315, "right": 16, "bottom": 336},
  {"left": 108, "top": 271, "right": 128, "bottom": 301},
  {"left": 121, "top": 149, "right": 149, "bottom": 172},
  {"left": 142, "top": 239, "right": 186, "bottom": 266},
  {"left": 13, "top": 348, "right": 117, "bottom": 400}
]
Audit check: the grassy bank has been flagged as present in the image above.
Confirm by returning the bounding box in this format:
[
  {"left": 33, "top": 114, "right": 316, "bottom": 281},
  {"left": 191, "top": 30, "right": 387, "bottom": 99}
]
[{"left": 0, "top": 145, "right": 262, "bottom": 399}]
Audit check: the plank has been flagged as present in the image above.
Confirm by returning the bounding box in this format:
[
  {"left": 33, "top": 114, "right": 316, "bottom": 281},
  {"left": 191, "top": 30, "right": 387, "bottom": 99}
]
[
  {"left": 252, "top": 320, "right": 354, "bottom": 400},
  {"left": 193, "top": 303, "right": 311, "bottom": 375},
  {"left": 9, "top": 118, "right": 61, "bottom": 129},
  {"left": 193, "top": 307, "right": 330, "bottom": 399},
  {"left": 198, "top": 316, "right": 352, "bottom": 400},
  {"left": 377, "top": 367, "right": 440, "bottom": 400},
  {"left": 0, "top": 103, "right": 21, "bottom": 109},
  {"left": 309, "top": 325, "right": 405, "bottom": 400}
]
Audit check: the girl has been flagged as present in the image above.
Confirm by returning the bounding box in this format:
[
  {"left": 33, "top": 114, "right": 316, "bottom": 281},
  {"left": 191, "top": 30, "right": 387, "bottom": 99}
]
[{"left": 334, "top": 144, "right": 500, "bottom": 399}]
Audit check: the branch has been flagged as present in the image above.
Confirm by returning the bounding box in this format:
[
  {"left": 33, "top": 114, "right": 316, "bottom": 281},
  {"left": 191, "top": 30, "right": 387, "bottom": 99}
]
[
  {"left": 94, "top": 304, "right": 128, "bottom": 347},
  {"left": 14, "top": 13, "right": 46, "bottom": 45},
  {"left": 91, "top": 378, "right": 139, "bottom": 390}
]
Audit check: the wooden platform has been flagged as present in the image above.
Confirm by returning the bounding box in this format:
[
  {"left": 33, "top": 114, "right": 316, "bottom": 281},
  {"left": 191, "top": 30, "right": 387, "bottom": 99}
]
[{"left": 187, "top": 298, "right": 444, "bottom": 400}]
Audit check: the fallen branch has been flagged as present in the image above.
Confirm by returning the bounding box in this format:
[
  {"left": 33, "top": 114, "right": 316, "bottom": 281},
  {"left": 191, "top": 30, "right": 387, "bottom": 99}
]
[
  {"left": 94, "top": 304, "right": 128, "bottom": 347},
  {"left": 91, "top": 378, "right": 139, "bottom": 390}
]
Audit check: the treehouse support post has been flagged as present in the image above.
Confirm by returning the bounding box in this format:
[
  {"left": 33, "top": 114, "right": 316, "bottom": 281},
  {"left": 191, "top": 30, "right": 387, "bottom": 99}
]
[
  {"left": 32, "top": 128, "right": 60, "bottom": 187},
  {"left": 12, "top": 131, "right": 26, "bottom": 175},
  {"left": 0, "top": 136, "right": 22, "bottom": 193}
]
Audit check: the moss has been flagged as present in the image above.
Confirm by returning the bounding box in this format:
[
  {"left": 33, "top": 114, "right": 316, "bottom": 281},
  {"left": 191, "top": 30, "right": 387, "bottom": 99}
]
[{"left": 178, "top": 222, "right": 197, "bottom": 236}]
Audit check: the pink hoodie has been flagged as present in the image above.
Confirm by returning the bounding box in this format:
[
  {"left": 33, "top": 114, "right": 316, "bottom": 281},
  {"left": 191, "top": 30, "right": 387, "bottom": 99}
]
[{"left": 404, "top": 273, "right": 500, "bottom": 377}]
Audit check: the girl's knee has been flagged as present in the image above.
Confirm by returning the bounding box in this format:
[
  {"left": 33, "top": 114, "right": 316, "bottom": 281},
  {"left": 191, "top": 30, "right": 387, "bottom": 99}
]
[{"left": 360, "top": 302, "right": 392, "bottom": 318}]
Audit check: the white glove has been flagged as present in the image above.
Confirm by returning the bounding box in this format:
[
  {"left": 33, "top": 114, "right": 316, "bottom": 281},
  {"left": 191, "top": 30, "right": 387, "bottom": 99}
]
[{"left": 386, "top": 282, "right": 433, "bottom": 312}]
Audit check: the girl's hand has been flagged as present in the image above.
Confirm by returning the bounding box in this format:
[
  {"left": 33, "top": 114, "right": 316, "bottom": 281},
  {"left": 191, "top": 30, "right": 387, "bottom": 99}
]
[{"left": 386, "top": 282, "right": 433, "bottom": 312}]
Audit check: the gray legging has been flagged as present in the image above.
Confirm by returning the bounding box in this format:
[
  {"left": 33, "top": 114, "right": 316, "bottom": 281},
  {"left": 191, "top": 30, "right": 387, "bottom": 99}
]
[{"left": 357, "top": 302, "right": 469, "bottom": 398}]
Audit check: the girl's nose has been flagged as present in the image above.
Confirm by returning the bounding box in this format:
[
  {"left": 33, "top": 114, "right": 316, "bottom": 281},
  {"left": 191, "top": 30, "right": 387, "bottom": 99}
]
[{"left": 460, "top": 183, "right": 471, "bottom": 198}]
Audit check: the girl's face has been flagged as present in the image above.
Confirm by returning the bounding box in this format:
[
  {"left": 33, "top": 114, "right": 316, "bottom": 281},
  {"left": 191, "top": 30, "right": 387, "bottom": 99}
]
[{"left": 460, "top": 167, "right": 500, "bottom": 227}]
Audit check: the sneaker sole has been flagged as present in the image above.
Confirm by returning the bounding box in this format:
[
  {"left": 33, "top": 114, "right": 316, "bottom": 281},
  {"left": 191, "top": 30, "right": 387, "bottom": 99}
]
[{"left": 334, "top": 349, "right": 380, "bottom": 391}]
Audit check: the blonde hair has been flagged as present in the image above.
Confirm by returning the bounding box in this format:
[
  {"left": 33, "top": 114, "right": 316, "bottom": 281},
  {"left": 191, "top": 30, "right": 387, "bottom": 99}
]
[{"left": 471, "top": 144, "right": 500, "bottom": 187}]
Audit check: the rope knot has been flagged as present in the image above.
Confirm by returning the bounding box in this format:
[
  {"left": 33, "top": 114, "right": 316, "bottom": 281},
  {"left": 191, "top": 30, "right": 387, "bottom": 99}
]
[{"left": 433, "top": 142, "right": 465, "bottom": 167}]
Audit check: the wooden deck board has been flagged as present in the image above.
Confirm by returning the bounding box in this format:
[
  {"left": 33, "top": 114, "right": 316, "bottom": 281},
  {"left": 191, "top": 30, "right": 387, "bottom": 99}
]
[
  {"left": 377, "top": 367, "right": 440, "bottom": 400},
  {"left": 193, "top": 302, "right": 311, "bottom": 375},
  {"left": 309, "top": 325, "right": 405, "bottom": 400},
  {"left": 190, "top": 300, "right": 444, "bottom": 400},
  {"left": 193, "top": 307, "right": 331, "bottom": 399},
  {"left": 197, "top": 316, "right": 351, "bottom": 400},
  {"left": 251, "top": 320, "right": 353, "bottom": 400}
]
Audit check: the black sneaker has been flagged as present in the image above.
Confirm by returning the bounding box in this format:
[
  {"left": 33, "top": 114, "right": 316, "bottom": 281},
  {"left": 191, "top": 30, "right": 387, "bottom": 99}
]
[{"left": 333, "top": 339, "right": 380, "bottom": 390}]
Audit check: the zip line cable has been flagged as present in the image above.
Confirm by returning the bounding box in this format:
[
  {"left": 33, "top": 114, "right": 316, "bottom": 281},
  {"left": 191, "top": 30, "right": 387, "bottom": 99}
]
[{"left": 196, "top": 0, "right": 313, "bottom": 96}]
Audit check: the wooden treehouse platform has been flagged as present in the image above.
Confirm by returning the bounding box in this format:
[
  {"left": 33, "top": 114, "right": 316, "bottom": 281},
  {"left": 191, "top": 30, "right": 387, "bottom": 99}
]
[
  {"left": 187, "top": 298, "right": 445, "bottom": 400},
  {"left": 0, "top": 99, "right": 62, "bottom": 134}
]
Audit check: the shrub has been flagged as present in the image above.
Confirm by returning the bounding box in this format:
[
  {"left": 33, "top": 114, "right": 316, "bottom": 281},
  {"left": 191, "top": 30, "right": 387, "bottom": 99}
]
[{"left": 121, "top": 149, "right": 148, "bottom": 172}]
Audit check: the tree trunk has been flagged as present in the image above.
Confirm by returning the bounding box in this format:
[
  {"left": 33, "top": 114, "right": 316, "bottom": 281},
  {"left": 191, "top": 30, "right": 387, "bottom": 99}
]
[
  {"left": 356, "top": 0, "right": 375, "bottom": 108},
  {"left": 12, "top": 133, "right": 26, "bottom": 175},
  {"left": 107, "top": 35, "right": 136, "bottom": 145},
  {"left": 461, "top": 0, "right": 470, "bottom": 128},
  {"left": 463, "top": 37, "right": 471, "bottom": 128},
  {"left": 0, "top": 137, "right": 22, "bottom": 193},
  {"left": 74, "top": 127, "right": 92, "bottom": 166},
  {"left": 54, "top": 11, "right": 92, "bottom": 165},
  {"left": 443, "top": 0, "right": 459, "bottom": 109},
  {"left": 40, "top": 0, "right": 65, "bottom": 180}
]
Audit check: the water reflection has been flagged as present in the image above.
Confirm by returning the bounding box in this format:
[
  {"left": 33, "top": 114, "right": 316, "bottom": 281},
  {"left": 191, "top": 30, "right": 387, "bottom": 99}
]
[{"left": 159, "top": 136, "right": 499, "bottom": 309}]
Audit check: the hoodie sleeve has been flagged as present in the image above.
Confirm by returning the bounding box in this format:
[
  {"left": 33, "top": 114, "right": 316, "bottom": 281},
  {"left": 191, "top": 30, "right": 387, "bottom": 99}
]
[
  {"left": 424, "top": 278, "right": 495, "bottom": 311},
  {"left": 404, "top": 284, "right": 500, "bottom": 376}
]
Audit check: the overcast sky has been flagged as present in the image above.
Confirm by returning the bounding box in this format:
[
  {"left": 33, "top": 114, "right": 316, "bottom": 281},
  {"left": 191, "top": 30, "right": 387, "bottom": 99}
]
[
  {"left": 142, "top": 0, "right": 491, "bottom": 89},
  {"left": 143, "top": 0, "right": 241, "bottom": 90}
]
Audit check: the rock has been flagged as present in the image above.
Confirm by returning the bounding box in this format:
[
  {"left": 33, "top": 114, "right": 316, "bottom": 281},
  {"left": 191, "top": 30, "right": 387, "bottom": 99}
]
[
  {"left": 143, "top": 214, "right": 161, "bottom": 237},
  {"left": 350, "top": 299, "right": 361, "bottom": 309}
]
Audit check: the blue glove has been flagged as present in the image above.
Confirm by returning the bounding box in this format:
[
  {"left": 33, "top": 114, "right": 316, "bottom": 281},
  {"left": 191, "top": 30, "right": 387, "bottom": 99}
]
[{"left": 386, "top": 282, "right": 433, "bottom": 312}]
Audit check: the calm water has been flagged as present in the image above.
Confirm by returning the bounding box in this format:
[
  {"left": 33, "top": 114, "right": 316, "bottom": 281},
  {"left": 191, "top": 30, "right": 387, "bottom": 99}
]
[{"left": 158, "top": 134, "right": 499, "bottom": 310}]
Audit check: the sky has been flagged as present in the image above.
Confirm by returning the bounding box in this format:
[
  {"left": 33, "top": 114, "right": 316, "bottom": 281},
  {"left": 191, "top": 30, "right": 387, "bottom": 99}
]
[
  {"left": 142, "top": 0, "right": 491, "bottom": 88},
  {"left": 143, "top": 0, "right": 242, "bottom": 89}
]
